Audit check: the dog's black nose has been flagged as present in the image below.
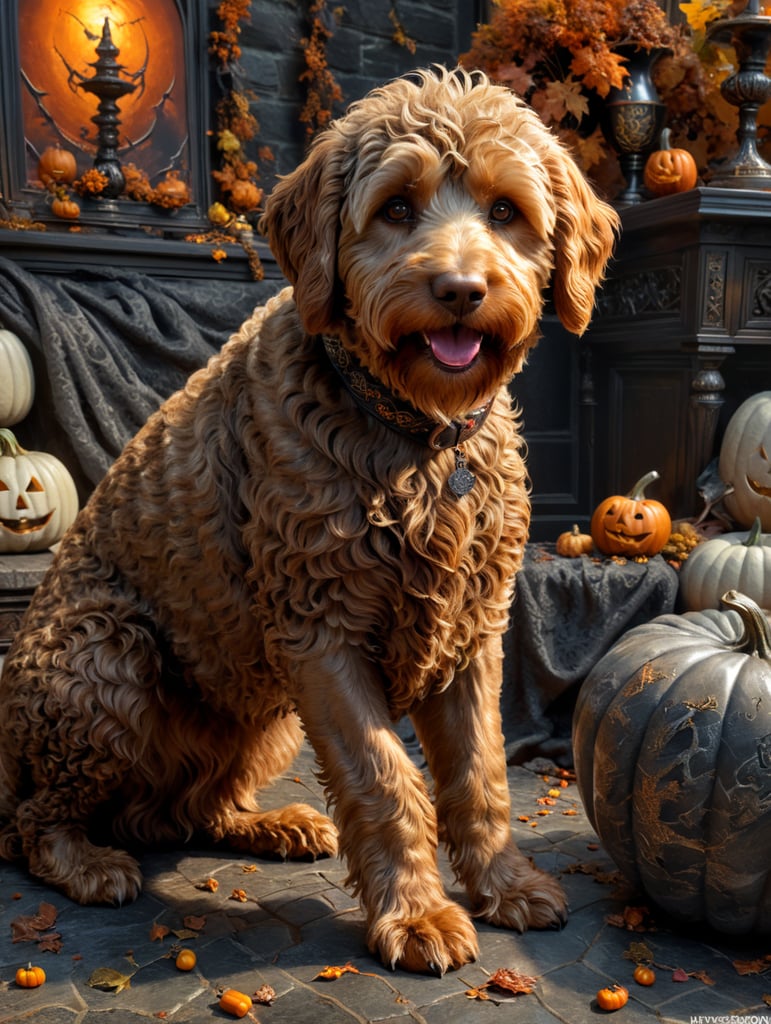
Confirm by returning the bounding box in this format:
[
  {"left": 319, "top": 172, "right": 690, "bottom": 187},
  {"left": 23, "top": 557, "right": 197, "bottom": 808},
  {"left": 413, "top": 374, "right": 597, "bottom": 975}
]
[{"left": 431, "top": 272, "right": 487, "bottom": 318}]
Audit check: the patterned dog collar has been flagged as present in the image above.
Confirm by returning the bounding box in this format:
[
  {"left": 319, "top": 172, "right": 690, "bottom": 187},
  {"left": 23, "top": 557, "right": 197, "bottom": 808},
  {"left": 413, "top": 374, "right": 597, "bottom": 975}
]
[{"left": 323, "top": 336, "right": 494, "bottom": 451}]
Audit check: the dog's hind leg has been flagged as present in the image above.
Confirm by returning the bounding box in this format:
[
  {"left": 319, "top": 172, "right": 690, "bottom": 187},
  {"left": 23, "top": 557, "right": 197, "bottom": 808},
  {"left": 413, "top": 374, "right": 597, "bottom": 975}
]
[
  {"left": 0, "top": 598, "right": 162, "bottom": 904},
  {"left": 410, "top": 634, "right": 569, "bottom": 933},
  {"left": 200, "top": 712, "right": 338, "bottom": 860}
]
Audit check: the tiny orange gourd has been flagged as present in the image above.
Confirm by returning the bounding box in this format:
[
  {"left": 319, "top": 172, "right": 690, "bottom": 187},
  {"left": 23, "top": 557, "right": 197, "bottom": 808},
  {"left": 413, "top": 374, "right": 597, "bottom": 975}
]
[
  {"left": 556, "top": 523, "right": 593, "bottom": 558},
  {"left": 590, "top": 470, "right": 671, "bottom": 557},
  {"left": 51, "top": 195, "right": 81, "bottom": 220},
  {"left": 596, "top": 983, "right": 629, "bottom": 1011},
  {"left": 633, "top": 963, "right": 656, "bottom": 986},
  {"left": 644, "top": 128, "right": 698, "bottom": 197},
  {"left": 16, "top": 963, "right": 46, "bottom": 988},
  {"left": 175, "top": 948, "right": 197, "bottom": 971},
  {"left": 219, "top": 988, "right": 253, "bottom": 1018}
]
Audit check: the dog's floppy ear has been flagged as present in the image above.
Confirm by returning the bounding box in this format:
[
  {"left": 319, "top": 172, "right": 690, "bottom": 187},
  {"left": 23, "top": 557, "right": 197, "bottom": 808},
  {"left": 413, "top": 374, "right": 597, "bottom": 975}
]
[
  {"left": 259, "top": 128, "right": 348, "bottom": 335},
  {"left": 546, "top": 149, "right": 619, "bottom": 336}
]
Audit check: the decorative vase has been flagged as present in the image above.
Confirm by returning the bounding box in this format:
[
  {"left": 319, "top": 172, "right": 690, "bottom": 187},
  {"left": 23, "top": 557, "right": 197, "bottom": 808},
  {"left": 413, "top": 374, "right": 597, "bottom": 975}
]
[
  {"left": 707, "top": 5, "right": 771, "bottom": 189},
  {"left": 601, "top": 44, "right": 670, "bottom": 206}
]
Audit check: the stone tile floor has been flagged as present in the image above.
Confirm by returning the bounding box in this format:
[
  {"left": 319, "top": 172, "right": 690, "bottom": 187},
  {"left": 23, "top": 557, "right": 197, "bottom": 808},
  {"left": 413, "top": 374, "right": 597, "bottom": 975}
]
[{"left": 1, "top": 739, "right": 770, "bottom": 1023}]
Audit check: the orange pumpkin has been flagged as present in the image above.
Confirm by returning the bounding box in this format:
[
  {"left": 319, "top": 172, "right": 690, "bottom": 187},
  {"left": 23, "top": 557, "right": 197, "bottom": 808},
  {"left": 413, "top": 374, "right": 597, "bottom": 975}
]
[
  {"left": 633, "top": 963, "right": 656, "bottom": 986},
  {"left": 644, "top": 128, "right": 698, "bottom": 197},
  {"left": 175, "top": 948, "right": 196, "bottom": 971},
  {"left": 38, "top": 144, "right": 77, "bottom": 186},
  {"left": 590, "top": 470, "right": 671, "bottom": 557},
  {"left": 16, "top": 963, "right": 46, "bottom": 988},
  {"left": 556, "top": 523, "right": 593, "bottom": 558},
  {"left": 51, "top": 195, "right": 81, "bottom": 220},
  {"left": 596, "top": 984, "right": 629, "bottom": 1011},
  {"left": 152, "top": 173, "right": 190, "bottom": 209},
  {"left": 219, "top": 988, "right": 253, "bottom": 1018}
]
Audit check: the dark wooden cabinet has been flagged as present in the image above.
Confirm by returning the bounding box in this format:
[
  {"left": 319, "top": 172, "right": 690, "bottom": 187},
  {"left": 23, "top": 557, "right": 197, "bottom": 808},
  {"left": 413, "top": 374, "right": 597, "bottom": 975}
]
[{"left": 516, "top": 186, "right": 771, "bottom": 540}]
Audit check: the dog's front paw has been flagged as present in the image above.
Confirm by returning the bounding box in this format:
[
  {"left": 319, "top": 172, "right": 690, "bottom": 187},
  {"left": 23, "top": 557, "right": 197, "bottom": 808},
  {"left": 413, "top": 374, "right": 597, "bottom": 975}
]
[
  {"left": 478, "top": 864, "right": 568, "bottom": 932},
  {"left": 368, "top": 903, "right": 479, "bottom": 975}
]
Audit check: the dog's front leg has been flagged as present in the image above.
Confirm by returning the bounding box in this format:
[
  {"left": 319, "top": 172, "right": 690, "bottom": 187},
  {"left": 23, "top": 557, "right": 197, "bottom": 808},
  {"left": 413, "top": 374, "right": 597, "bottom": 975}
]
[
  {"left": 295, "top": 652, "right": 478, "bottom": 974},
  {"left": 410, "top": 634, "right": 568, "bottom": 932}
]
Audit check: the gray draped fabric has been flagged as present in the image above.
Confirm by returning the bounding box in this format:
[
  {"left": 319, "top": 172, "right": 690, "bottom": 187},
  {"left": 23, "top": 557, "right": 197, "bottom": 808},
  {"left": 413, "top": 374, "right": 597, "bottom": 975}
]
[
  {"left": 502, "top": 545, "right": 679, "bottom": 766},
  {"left": 0, "top": 256, "right": 278, "bottom": 497}
]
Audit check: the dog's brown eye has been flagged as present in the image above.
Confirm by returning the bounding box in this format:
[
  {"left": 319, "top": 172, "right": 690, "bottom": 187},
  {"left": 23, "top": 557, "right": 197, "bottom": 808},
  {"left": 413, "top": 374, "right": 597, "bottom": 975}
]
[
  {"left": 382, "top": 198, "right": 413, "bottom": 223},
  {"left": 489, "top": 199, "right": 517, "bottom": 224}
]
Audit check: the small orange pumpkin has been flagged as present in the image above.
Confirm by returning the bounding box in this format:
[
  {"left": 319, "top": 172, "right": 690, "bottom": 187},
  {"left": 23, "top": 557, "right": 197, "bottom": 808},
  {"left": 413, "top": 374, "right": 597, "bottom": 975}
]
[
  {"left": 175, "top": 948, "right": 197, "bottom": 971},
  {"left": 590, "top": 470, "right": 672, "bottom": 557},
  {"left": 644, "top": 128, "right": 698, "bottom": 197},
  {"left": 633, "top": 963, "right": 656, "bottom": 986},
  {"left": 51, "top": 195, "right": 81, "bottom": 220},
  {"left": 556, "top": 523, "right": 593, "bottom": 558},
  {"left": 38, "top": 144, "right": 77, "bottom": 186},
  {"left": 219, "top": 988, "right": 253, "bottom": 1018},
  {"left": 596, "top": 983, "right": 629, "bottom": 1011},
  {"left": 152, "top": 172, "right": 190, "bottom": 209},
  {"left": 16, "top": 963, "right": 46, "bottom": 988}
]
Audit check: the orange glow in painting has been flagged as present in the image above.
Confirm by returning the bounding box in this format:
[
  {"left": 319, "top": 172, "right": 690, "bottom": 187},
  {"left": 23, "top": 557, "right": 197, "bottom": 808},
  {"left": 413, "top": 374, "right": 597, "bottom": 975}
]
[{"left": 19, "top": 0, "right": 188, "bottom": 184}]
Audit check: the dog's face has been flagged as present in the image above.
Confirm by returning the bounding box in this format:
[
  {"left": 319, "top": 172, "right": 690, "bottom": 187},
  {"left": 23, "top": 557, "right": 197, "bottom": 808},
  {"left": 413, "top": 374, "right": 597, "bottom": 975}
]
[{"left": 261, "top": 68, "right": 618, "bottom": 421}]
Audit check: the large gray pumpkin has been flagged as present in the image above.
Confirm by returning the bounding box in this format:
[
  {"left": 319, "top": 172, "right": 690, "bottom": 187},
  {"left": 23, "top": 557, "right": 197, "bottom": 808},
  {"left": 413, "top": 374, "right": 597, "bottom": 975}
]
[{"left": 573, "top": 591, "right": 771, "bottom": 934}]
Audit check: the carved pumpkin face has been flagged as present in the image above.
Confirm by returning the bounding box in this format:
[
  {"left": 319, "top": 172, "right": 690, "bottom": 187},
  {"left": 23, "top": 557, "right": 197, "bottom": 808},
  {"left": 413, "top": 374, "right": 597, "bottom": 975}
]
[
  {"left": 719, "top": 391, "right": 771, "bottom": 531},
  {"left": 590, "top": 471, "right": 672, "bottom": 556},
  {"left": 0, "top": 429, "right": 79, "bottom": 553},
  {"left": 0, "top": 452, "right": 54, "bottom": 535}
]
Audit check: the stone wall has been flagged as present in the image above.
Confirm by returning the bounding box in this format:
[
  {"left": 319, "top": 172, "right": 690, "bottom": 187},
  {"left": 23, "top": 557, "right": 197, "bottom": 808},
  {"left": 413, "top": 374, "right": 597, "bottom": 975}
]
[{"left": 212, "top": 0, "right": 482, "bottom": 184}]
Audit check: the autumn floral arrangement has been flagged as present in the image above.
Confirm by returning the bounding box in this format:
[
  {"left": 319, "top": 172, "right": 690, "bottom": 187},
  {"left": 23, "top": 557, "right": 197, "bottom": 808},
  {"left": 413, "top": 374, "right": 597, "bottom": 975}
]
[{"left": 460, "top": 0, "right": 771, "bottom": 191}]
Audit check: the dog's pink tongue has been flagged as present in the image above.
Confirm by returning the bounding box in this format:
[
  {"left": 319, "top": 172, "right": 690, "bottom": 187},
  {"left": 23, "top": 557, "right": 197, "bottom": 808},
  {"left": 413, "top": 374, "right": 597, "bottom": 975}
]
[{"left": 426, "top": 327, "right": 482, "bottom": 368}]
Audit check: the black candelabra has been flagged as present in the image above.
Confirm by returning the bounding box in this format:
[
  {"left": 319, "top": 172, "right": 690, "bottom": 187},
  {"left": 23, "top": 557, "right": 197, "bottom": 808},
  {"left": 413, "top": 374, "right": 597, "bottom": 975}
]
[
  {"left": 708, "top": 0, "right": 771, "bottom": 189},
  {"left": 77, "top": 18, "right": 136, "bottom": 199}
]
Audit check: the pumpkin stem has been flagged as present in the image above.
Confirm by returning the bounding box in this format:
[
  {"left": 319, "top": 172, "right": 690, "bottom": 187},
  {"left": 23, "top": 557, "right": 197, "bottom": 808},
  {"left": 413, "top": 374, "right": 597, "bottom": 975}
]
[
  {"left": 720, "top": 590, "right": 771, "bottom": 659},
  {"left": 0, "top": 427, "right": 26, "bottom": 458},
  {"left": 659, "top": 127, "right": 672, "bottom": 150},
  {"left": 744, "top": 516, "right": 763, "bottom": 547},
  {"left": 626, "top": 470, "right": 660, "bottom": 500}
]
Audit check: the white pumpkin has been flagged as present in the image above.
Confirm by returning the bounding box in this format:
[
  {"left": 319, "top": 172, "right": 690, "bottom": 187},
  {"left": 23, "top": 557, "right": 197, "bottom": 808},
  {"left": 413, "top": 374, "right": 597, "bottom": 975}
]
[
  {"left": 0, "top": 428, "right": 78, "bottom": 553},
  {"left": 719, "top": 391, "right": 771, "bottom": 530},
  {"left": 679, "top": 517, "right": 771, "bottom": 611},
  {"left": 0, "top": 329, "right": 35, "bottom": 426}
]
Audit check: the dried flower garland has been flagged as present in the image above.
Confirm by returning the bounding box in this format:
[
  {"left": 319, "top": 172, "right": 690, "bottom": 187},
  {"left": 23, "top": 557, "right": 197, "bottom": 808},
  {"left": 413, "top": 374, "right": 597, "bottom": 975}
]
[{"left": 299, "top": 0, "right": 344, "bottom": 139}]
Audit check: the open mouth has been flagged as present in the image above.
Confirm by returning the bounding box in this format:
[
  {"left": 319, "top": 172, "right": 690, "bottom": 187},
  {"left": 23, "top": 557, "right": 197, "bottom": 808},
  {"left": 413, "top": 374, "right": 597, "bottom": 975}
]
[
  {"left": 422, "top": 326, "right": 484, "bottom": 370},
  {"left": 0, "top": 512, "right": 54, "bottom": 535}
]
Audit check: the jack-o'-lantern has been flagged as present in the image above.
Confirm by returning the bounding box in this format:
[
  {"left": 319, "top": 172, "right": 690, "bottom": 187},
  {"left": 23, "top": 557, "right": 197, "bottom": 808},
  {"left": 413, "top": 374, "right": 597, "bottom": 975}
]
[
  {"left": 718, "top": 391, "right": 771, "bottom": 531},
  {"left": 0, "top": 428, "right": 78, "bottom": 553},
  {"left": 590, "top": 470, "right": 671, "bottom": 556}
]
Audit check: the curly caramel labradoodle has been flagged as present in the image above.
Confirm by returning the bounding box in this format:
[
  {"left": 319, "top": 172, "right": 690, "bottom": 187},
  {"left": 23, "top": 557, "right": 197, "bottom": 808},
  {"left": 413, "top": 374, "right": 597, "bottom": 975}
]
[{"left": 0, "top": 67, "right": 617, "bottom": 974}]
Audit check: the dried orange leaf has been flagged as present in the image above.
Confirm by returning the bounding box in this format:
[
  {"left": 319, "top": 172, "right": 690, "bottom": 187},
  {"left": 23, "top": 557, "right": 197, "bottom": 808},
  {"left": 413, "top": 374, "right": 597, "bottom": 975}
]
[
  {"left": 672, "top": 967, "right": 689, "bottom": 982},
  {"left": 253, "top": 984, "right": 276, "bottom": 1004},
  {"left": 733, "top": 958, "right": 771, "bottom": 976},
  {"left": 623, "top": 941, "right": 654, "bottom": 964},
  {"left": 183, "top": 915, "right": 206, "bottom": 932},
  {"left": 196, "top": 878, "right": 219, "bottom": 892},
  {"left": 690, "top": 970, "right": 715, "bottom": 986},
  {"left": 241, "top": 864, "right": 259, "bottom": 874},
  {"left": 37, "top": 932, "right": 63, "bottom": 953},
  {"left": 465, "top": 986, "right": 491, "bottom": 1001},
  {"left": 230, "top": 889, "right": 248, "bottom": 902},
  {"left": 172, "top": 928, "right": 199, "bottom": 940},
  {"left": 149, "top": 923, "right": 170, "bottom": 942},
  {"left": 315, "top": 963, "right": 360, "bottom": 980},
  {"left": 486, "top": 967, "right": 537, "bottom": 995},
  {"left": 87, "top": 967, "right": 134, "bottom": 993}
]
